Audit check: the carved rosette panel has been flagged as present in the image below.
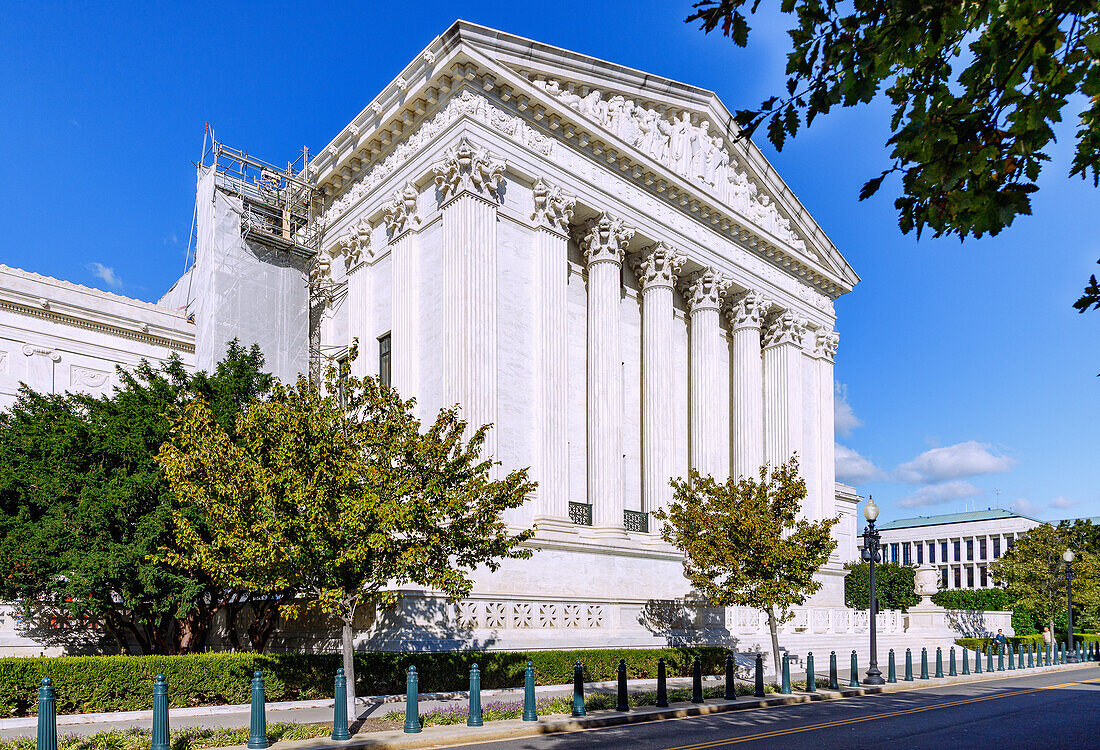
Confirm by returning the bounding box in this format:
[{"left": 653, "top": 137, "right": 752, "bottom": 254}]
[
  {"left": 630, "top": 242, "right": 685, "bottom": 290},
  {"left": 512, "top": 602, "right": 534, "bottom": 628},
  {"left": 538, "top": 603, "right": 558, "bottom": 628},
  {"left": 585, "top": 604, "right": 605, "bottom": 628},
  {"left": 457, "top": 601, "right": 479, "bottom": 629},
  {"left": 814, "top": 329, "right": 839, "bottom": 362},
  {"left": 433, "top": 138, "right": 506, "bottom": 204},
  {"left": 383, "top": 182, "right": 421, "bottom": 237},
  {"left": 725, "top": 291, "right": 769, "bottom": 330},
  {"left": 531, "top": 177, "right": 575, "bottom": 234},
  {"left": 70, "top": 365, "right": 111, "bottom": 390},
  {"left": 562, "top": 604, "right": 582, "bottom": 628},
  {"left": 762, "top": 311, "right": 807, "bottom": 348},
  {"left": 484, "top": 602, "right": 507, "bottom": 629},
  {"left": 683, "top": 268, "right": 731, "bottom": 313},
  {"left": 577, "top": 212, "right": 634, "bottom": 266}
]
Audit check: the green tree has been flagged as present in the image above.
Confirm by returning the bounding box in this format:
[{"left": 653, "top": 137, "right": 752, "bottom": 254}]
[
  {"left": 0, "top": 341, "right": 273, "bottom": 654},
  {"left": 990, "top": 523, "right": 1100, "bottom": 636},
  {"left": 687, "top": 1, "right": 1100, "bottom": 247},
  {"left": 843, "top": 561, "right": 920, "bottom": 611},
  {"left": 157, "top": 361, "right": 535, "bottom": 710},
  {"left": 654, "top": 458, "right": 838, "bottom": 682}
]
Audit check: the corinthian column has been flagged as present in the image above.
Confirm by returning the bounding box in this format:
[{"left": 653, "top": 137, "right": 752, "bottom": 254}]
[
  {"left": 726, "top": 292, "right": 768, "bottom": 481},
  {"left": 531, "top": 178, "right": 576, "bottom": 522},
  {"left": 630, "top": 243, "right": 686, "bottom": 517},
  {"left": 814, "top": 329, "right": 839, "bottom": 521},
  {"left": 383, "top": 181, "right": 421, "bottom": 400},
  {"left": 684, "top": 269, "right": 731, "bottom": 479},
  {"left": 433, "top": 139, "right": 506, "bottom": 460},
  {"left": 578, "top": 212, "right": 634, "bottom": 533},
  {"left": 762, "top": 310, "right": 807, "bottom": 471}
]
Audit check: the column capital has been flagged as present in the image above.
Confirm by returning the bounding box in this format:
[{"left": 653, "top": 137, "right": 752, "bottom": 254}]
[
  {"left": 531, "top": 177, "right": 576, "bottom": 234},
  {"left": 813, "top": 328, "right": 839, "bottom": 362},
  {"left": 432, "top": 137, "right": 506, "bottom": 204},
  {"left": 762, "top": 310, "right": 808, "bottom": 348},
  {"left": 630, "top": 242, "right": 686, "bottom": 291},
  {"left": 683, "top": 268, "right": 731, "bottom": 313},
  {"left": 725, "top": 291, "right": 770, "bottom": 330},
  {"left": 383, "top": 181, "right": 422, "bottom": 238},
  {"left": 577, "top": 212, "right": 634, "bottom": 266}
]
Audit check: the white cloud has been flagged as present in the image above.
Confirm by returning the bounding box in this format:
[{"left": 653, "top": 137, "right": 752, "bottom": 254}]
[
  {"left": 834, "top": 383, "right": 862, "bottom": 437},
  {"left": 894, "top": 441, "right": 1014, "bottom": 484},
  {"left": 1010, "top": 497, "right": 1043, "bottom": 516},
  {"left": 1049, "top": 496, "right": 1079, "bottom": 510},
  {"left": 835, "top": 443, "right": 881, "bottom": 484},
  {"left": 87, "top": 262, "right": 122, "bottom": 289},
  {"left": 897, "top": 480, "right": 982, "bottom": 509}
]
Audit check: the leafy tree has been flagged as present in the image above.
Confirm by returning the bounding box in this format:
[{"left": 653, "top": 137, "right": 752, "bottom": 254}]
[
  {"left": 843, "top": 561, "right": 920, "bottom": 611},
  {"left": 990, "top": 522, "right": 1100, "bottom": 636},
  {"left": 157, "top": 360, "right": 535, "bottom": 710},
  {"left": 654, "top": 458, "right": 838, "bottom": 682},
  {"left": 687, "top": 1, "right": 1100, "bottom": 245},
  {"left": 0, "top": 341, "right": 273, "bottom": 654}
]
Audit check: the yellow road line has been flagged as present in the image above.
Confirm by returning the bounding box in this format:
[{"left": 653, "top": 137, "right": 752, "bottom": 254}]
[{"left": 662, "top": 677, "right": 1100, "bottom": 749}]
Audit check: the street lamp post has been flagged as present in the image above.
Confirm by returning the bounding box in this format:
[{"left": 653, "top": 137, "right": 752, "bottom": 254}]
[
  {"left": 1065, "top": 549, "right": 1079, "bottom": 664},
  {"left": 860, "top": 497, "right": 885, "bottom": 685}
]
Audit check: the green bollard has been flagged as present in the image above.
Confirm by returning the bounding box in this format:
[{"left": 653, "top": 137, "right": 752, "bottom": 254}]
[
  {"left": 986, "top": 647, "right": 994, "bottom": 673},
  {"left": 887, "top": 649, "right": 897, "bottom": 683},
  {"left": 920, "top": 648, "right": 930, "bottom": 679},
  {"left": 974, "top": 647, "right": 982, "bottom": 674},
  {"left": 572, "top": 661, "right": 586, "bottom": 717},
  {"left": 1057, "top": 644, "right": 1063, "bottom": 665},
  {"left": 616, "top": 659, "right": 629, "bottom": 712},
  {"left": 1008, "top": 644, "right": 1015, "bottom": 671},
  {"left": 961, "top": 647, "right": 970, "bottom": 675},
  {"left": 849, "top": 651, "right": 859, "bottom": 688},
  {"left": 949, "top": 647, "right": 957, "bottom": 677},
  {"left": 755, "top": 654, "right": 766, "bottom": 697},
  {"left": 1046, "top": 644, "right": 1052, "bottom": 666},
  {"left": 998, "top": 646, "right": 1005, "bottom": 672},
  {"left": 331, "top": 669, "right": 350, "bottom": 741},
  {"left": 724, "top": 654, "right": 736, "bottom": 700},
  {"left": 935, "top": 647, "right": 944, "bottom": 678},
  {"left": 36, "top": 678, "right": 56, "bottom": 750},
  {"left": 805, "top": 652, "right": 816, "bottom": 693},
  {"left": 523, "top": 661, "right": 538, "bottom": 721},
  {"left": 247, "top": 671, "right": 270, "bottom": 749},
  {"left": 1027, "top": 643, "right": 1034, "bottom": 668},
  {"left": 691, "top": 656, "right": 704, "bottom": 703},
  {"left": 1018, "top": 644, "right": 1024, "bottom": 670},
  {"left": 829, "top": 651, "right": 839, "bottom": 690},
  {"left": 403, "top": 666, "right": 421, "bottom": 734},
  {"left": 904, "top": 648, "right": 914, "bottom": 681},
  {"left": 655, "top": 658, "right": 668, "bottom": 708},
  {"left": 781, "top": 654, "right": 791, "bottom": 695},
  {"left": 467, "top": 664, "right": 483, "bottom": 727},
  {"left": 151, "top": 674, "right": 170, "bottom": 750}
]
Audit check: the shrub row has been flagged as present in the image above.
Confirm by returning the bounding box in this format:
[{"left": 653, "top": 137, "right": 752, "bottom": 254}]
[
  {"left": 0, "top": 647, "right": 730, "bottom": 718},
  {"left": 955, "top": 633, "right": 1099, "bottom": 651},
  {"left": 931, "top": 589, "right": 1015, "bottom": 611}
]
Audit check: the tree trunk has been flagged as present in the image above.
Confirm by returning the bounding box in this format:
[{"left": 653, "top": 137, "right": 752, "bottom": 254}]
[
  {"left": 249, "top": 593, "right": 291, "bottom": 653},
  {"left": 766, "top": 606, "right": 782, "bottom": 686},
  {"left": 342, "top": 616, "right": 357, "bottom": 719}
]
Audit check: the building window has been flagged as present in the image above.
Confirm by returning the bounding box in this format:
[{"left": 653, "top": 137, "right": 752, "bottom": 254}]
[
  {"left": 980, "top": 567, "right": 988, "bottom": 587},
  {"left": 966, "top": 539, "right": 974, "bottom": 561},
  {"left": 954, "top": 567, "right": 962, "bottom": 588},
  {"left": 967, "top": 566, "right": 975, "bottom": 587},
  {"left": 979, "top": 537, "right": 987, "bottom": 559},
  {"left": 1006, "top": 534, "right": 1015, "bottom": 550},
  {"left": 378, "top": 333, "right": 391, "bottom": 387},
  {"left": 929, "top": 543, "right": 936, "bottom": 564},
  {"left": 993, "top": 537, "right": 1001, "bottom": 559},
  {"left": 941, "top": 541, "right": 948, "bottom": 563},
  {"left": 891, "top": 543, "right": 899, "bottom": 563},
  {"left": 941, "top": 568, "right": 949, "bottom": 589},
  {"left": 902, "top": 543, "right": 911, "bottom": 566},
  {"left": 953, "top": 540, "right": 961, "bottom": 562},
  {"left": 916, "top": 544, "right": 924, "bottom": 565}
]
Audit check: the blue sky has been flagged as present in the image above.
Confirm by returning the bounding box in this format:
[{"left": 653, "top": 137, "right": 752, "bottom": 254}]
[{"left": 2, "top": 1, "right": 1098, "bottom": 522}]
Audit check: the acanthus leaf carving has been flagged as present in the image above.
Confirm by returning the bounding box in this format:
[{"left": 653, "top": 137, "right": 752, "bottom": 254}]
[
  {"left": 531, "top": 177, "right": 575, "bottom": 233},
  {"left": 383, "top": 181, "right": 421, "bottom": 237},
  {"left": 683, "top": 268, "right": 731, "bottom": 313},
  {"left": 762, "top": 310, "right": 808, "bottom": 348},
  {"left": 577, "top": 212, "right": 634, "bottom": 266},
  {"left": 432, "top": 138, "right": 506, "bottom": 203},
  {"left": 814, "top": 328, "right": 839, "bottom": 362},
  {"left": 630, "top": 242, "right": 686, "bottom": 290},
  {"left": 726, "top": 291, "right": 770, "bottom": 330}
]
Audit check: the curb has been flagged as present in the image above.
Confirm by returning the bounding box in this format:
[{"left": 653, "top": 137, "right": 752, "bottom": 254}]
[{"left": 203, "top": 662, "right": 1096, "bottom": 750}]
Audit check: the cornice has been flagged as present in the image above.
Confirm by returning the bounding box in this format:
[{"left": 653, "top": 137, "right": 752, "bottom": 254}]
[{"left": 0, "top": 297, "right": 195, "bottom": 353}]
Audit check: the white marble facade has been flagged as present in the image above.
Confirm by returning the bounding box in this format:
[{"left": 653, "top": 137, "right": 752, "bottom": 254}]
[{"left": 310, "top": 22, "right": 862, "bottom": 651}]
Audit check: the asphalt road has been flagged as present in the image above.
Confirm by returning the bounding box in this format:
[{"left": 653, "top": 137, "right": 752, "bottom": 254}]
[{"left": 445, "top": 665, "right": 1100, "bottom": 749}]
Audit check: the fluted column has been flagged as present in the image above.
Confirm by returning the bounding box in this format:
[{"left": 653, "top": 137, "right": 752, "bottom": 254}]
[
  {"left": 383, "top": 182, "right": 421, "bottom": 399},
  {"left": 814, "top": 328, "right": 839, "bottom": 522},
  {"left": 578, "top": 212, "right": 634, "bottom": 533},
  {"left": 433, "top": 139, "right": 506, "bottom": 460},
  {"left": 726, "top": 292, "right": 768, "bottom": 481},
  {"left": 630, "top": 243, "right": 685, "bottom": 516},
  {"left": 684, "top": 269, "right": 731, "bottom": 479},
  {"left": 531, "top": 178, "right": 576, "bottom": 521},
  {"left": 762, "top": 310, "right": 807, "bottom": 471}
]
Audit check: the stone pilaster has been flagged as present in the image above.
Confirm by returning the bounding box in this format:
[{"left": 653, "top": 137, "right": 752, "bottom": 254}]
[
  {"left": 578, "top": 212, "right": 634, "bottom": 533},
  {"left": 630, "top": 243, "right": 686, "bottom": 517},
  {"left": 383, "top": 181, "right": 421, "bottom": 399},
  {"left": 684, "top": 268, "right": 731, "bottom": 479},
  {"left": 531, "top": 178, "right": 575, "bottom": 522},
  {"left": 762, "top": 310, "right": 807, "bottom": 471},
  {"left": 337, "top": 220, "right": 371, "bottom": 378},
  {"left": 726, "top": 292, "right": 768, "bottom": 481},
  {"left": 813, "top": 328, "right": 839, "bottom": 524},
  {"left": 433, "top": 138, "right": 506, "bottom": 460}
]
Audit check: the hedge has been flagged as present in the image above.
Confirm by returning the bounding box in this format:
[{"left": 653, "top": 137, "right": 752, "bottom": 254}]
[
  {"left": 931, "top": 589, "right": 1015, "bottom": 611},
  {"left": 0, "top": 647, "right": 730, "bottom": 718},
  {"left": 955, "top": 633, "right": 1100, "bottom": 651}
]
